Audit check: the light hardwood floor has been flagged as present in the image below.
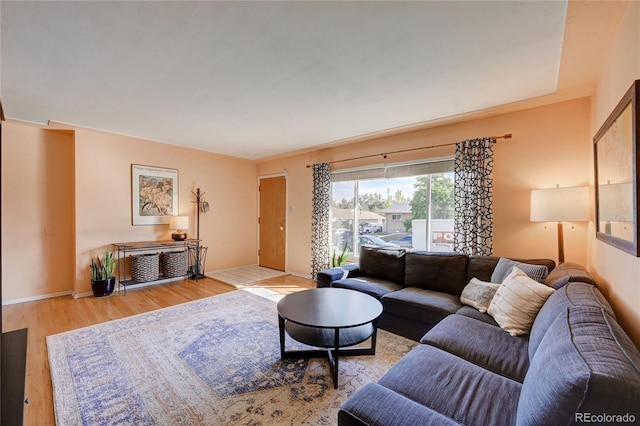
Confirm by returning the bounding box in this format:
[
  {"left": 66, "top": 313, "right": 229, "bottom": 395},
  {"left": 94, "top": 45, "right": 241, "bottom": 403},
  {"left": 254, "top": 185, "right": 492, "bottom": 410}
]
[{"left": 2, "top": 275, "right": 315, "bottom": 426}]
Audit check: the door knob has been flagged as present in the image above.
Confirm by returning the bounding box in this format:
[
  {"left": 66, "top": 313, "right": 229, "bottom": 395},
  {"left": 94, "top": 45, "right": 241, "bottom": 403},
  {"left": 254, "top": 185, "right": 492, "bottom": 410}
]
[{"left": 280, "top": 226, "right": 285, "bottom": 231}]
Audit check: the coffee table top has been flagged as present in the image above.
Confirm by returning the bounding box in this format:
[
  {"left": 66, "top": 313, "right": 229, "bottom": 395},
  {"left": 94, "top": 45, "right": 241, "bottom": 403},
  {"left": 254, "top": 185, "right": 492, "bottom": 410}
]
[{"left": 277, "top": 288, "right": 382, "bottom": 329}]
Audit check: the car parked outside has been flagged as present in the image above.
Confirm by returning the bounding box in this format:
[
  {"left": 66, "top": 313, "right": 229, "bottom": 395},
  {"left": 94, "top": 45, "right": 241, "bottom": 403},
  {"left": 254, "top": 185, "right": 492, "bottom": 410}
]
[
  {"left": 358, "top": 235, "right": 400, "bottom": 249},
  {"left": 359, "top": 222, "right": 383, "bottom": 234},
  {"left": 389, "top": 235, "right": 412, "bottom": 248},
  {"left": 338, "top": 232, "right": 400, "bottom": 251}
]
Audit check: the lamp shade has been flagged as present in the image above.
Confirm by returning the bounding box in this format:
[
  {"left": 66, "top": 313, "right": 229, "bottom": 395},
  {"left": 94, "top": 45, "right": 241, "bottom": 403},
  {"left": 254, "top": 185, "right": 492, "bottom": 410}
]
[
  {"left": 530, "top": 186, "right": 590, "bottom": 222},
  {"left": 169, "top": 215, "right": 189, "bottom": 230}
]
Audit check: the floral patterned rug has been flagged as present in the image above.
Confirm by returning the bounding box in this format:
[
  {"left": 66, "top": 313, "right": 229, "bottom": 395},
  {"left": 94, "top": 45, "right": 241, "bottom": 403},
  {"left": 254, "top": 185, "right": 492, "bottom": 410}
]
[{"left": 47, "top": 288, "right": 416, "bottom": 425}]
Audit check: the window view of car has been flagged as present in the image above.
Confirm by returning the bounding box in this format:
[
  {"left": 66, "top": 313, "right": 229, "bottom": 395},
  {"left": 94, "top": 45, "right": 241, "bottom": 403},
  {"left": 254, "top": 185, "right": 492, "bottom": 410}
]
[
  {"left": 330, "top": 169, "right": 455, "bottom": 261},
  {"left": 359, "top": 236, "right": 399, "bottom": 248},
  {"left": 389, "top": 235, "right": 412, "bottom": 247}
]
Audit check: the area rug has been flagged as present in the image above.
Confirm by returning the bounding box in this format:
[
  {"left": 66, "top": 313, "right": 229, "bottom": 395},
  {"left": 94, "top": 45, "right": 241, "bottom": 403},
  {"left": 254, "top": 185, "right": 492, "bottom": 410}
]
[
  {"left": 47, "top": 288, "right": 416, "bottom": 425},
  {"left": 206, "top": 265, "right": 290, "bottom": 287}
]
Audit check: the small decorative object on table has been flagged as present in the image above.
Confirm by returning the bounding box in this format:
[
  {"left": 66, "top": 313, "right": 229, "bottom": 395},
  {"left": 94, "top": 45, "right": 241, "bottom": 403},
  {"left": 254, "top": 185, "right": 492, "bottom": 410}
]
[
  {"left": 169, "top": 216, "right": 189, "bottom": 241},
  {"left": 90, "top": 248, "right": 117, "bottom": 297}
]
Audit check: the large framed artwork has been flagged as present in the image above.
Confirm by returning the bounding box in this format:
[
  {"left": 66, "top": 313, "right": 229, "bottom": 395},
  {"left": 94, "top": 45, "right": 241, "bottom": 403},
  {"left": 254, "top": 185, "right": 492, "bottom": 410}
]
[
  {"left": 593, "top": 79, "right": 639, "bottom": 256},
  {"left": 131, "top": 164, "right": 179, "bottom": 225}
]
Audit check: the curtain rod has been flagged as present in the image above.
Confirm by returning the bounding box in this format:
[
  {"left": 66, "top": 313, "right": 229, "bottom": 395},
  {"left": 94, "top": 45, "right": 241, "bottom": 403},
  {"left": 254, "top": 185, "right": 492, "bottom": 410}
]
[{"left": 305, "top": 133, "right": 512, "bottom": 168}]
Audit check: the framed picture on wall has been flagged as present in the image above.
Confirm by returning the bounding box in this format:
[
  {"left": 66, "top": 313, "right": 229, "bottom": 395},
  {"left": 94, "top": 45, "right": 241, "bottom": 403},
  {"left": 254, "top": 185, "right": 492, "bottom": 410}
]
[
  {"left": 131, "top": 164, "right": 179, "bottom": 225},
  {"left": 593, "top": 79, "right": 639, "bottom": 256}
]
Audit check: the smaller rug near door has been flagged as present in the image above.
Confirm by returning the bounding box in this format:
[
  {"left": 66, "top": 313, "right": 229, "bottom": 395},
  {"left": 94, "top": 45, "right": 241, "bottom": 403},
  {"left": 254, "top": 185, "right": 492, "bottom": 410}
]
[
  {"left": 47, "top": 289, "right": 416, "bottom": 425},
  {"left": 207, "top": 264, "right": 289, "bottom": 287}
]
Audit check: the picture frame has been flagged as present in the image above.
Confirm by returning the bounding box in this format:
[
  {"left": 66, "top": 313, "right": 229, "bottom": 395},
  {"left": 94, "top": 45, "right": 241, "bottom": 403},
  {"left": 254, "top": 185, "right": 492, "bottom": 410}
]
[
  {"left": 593, "top": 79, "right": 639, "bottom": 256},
  {"left": 131, "top": 164, "right": 179, "bottom": 225}
]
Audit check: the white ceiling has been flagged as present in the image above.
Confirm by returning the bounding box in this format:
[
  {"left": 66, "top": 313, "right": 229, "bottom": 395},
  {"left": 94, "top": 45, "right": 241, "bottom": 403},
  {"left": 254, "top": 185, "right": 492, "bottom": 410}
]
[{"left": 0, "top": 1, "right": 625, "bottom": 160}]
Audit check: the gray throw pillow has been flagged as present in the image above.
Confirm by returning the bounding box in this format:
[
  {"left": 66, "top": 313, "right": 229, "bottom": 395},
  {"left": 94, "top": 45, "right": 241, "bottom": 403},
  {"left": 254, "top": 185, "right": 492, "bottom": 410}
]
[
  {"left": 491, "top": 257, "right": 548, "bottom": 284},
  {"left": 460, "top": 278, "right": 500, "bottom": 313}
]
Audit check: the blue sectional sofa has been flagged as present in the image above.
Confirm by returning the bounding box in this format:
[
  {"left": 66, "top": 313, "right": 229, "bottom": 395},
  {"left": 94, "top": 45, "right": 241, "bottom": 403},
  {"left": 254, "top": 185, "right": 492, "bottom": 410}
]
[
  {"left": 317, "top": 247, "right": 557, "bottom": 341},
  {"left": 317, "top": 247, "right": 640, "bottom": 426}
]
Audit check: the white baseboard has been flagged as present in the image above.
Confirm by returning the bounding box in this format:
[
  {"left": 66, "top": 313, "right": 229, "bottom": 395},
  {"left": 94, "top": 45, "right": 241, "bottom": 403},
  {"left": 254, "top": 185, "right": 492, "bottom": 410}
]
[{"left": 2, "top": 290, "right": 74, "bottom": 305}]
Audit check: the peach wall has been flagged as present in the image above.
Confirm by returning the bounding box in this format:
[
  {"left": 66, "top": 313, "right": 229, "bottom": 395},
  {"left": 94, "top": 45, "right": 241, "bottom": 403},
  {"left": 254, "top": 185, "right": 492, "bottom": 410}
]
[
  {"left": 590, "top": 0, "right": 640, "bottom": 348},
  {"left": 257, "top": 98, "right": 592, "bottom": 277},
  {"left": 1, "top": 122, "right": 75, "bottom": 301},
  {"left": 2, "top": 120, "right": 257, "bottom": 300},
  {"left": 73, "top": 128, "right": 258, "bottom": 295}
]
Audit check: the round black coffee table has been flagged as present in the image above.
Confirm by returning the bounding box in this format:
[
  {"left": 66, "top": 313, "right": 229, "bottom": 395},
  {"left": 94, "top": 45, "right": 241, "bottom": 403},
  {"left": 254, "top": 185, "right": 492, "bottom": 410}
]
[{"left": 277, "top": 287, "right": 383, "bottom": 388}]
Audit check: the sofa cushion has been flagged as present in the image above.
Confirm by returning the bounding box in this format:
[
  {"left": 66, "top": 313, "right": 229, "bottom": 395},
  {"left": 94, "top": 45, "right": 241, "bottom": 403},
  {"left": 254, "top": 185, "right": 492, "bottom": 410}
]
[
  {"left": 339, "top": 383, "right": 459, "bottom": 426},
  {"left": 460, "top": 278, "right": 500, "bottom": 313},
  {"left": 528, "top": 282, "right": 616, "bottom": 360},
  {"left": 491, "top": 257, "right": 549, "bottom": 284},
  {"left": 544, "top": 261, "right": 597, "bottom": 287},
  {"left": 518, "top": 306, "right": 640, "bottom": 425},
  {"left": 548, "top": 275, "right": 570, "bottom": 290},
  {"left": 358, "top": 246, "right": 406, "bottom": 286},
  {"left": 404, "top": 252, "right": 469, "bottom": 296},
  {"left": 466, "top": 256, "right": 500, "bottom": 282},
  {"left": 488, "top": 267, "right": 555, "bottom": 336},
  {"left": 378, "top": 344, "right": 521, "bottom": 426},
  {"left": 331, "top": 277, "right": 403, "bottom": 299},
  {"left": 382, "top": 287, "right": 462, "bottom": 322},
  {"left": 421, "top": 314, "right": 530, "bottom": 382},
  {"left": 455, "top": 305, "right": 499, "bottom": 326}
]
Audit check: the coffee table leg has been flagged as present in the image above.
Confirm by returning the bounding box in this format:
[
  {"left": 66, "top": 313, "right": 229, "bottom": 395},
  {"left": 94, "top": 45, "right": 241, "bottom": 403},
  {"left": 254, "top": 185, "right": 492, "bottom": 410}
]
[
  {"left": 278, "top": 315, "right": 286, "bottom": 358},
  {"left": 370, "top": 320, "right": 378, "bottom": 355},
  {"left": 333, "top": 328, "right": 339, "bottom": 389},
  {"left": 279, "top": 320, "right": 378, "bottom": 390},
  {"left": 326, "top": 327, "right": 340, "bottom": 389}
]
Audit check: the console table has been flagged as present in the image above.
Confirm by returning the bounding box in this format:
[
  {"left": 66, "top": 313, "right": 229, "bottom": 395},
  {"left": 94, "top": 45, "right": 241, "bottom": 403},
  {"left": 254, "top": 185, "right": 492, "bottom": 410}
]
[{"left": 112, "top": 239, "right": 199, "bottom": 294}]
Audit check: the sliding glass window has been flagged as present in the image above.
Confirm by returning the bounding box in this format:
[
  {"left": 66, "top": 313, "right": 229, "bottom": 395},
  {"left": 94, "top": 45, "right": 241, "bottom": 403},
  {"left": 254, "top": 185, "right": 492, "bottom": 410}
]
[{"left": 330, "top": 158, "right": 455, "bottom": 259}]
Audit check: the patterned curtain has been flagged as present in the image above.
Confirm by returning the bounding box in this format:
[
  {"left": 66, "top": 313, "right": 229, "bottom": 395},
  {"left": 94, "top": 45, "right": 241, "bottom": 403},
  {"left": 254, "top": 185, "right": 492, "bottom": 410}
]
[
  {"left": 454, "top": 137, "right": 494, "bottom": 256},
  {"left": 311, "top": 163, "right": 331, "bottom": 278}
]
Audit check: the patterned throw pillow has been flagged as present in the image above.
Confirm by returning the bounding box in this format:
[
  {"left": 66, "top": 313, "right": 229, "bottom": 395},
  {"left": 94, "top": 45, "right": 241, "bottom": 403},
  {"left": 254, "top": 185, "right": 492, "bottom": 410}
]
[
  {"left": 490, "top": 257, "right": 549, "bottom": 284},
  {"left": 460, "top": 278, "right": 501, "bottom": 313},
  {"left": 488, "top": 267, "right": 555, "bottom": 336}
]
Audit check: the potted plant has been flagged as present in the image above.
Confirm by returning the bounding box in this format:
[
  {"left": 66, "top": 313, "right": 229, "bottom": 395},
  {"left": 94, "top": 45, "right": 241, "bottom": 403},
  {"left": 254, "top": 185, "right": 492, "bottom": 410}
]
[
  {"left": 332, "top": 243, "right": 350, "bottom": 268},
  {"left": 90, "top": 248, "right": 117, "bottom": 297}
]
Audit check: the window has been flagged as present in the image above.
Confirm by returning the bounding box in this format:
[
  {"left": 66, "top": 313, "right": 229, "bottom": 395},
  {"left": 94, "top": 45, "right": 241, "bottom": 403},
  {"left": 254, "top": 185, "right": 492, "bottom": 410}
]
[{"left": 330, "top": 158, "right": 455, "bottom": 259}]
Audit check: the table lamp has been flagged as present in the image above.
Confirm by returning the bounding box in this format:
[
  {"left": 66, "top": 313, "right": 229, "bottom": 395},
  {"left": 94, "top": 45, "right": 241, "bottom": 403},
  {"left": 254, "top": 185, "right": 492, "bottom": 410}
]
[{"left": 169, "top": 216, "right": 189, "bottom": 241}]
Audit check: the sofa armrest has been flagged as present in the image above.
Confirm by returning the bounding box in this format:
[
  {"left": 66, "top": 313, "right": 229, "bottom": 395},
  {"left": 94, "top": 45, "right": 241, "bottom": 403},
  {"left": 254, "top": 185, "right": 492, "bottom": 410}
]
[
  {"left": 316, "top": 264, "right": 360, "bottom": 288},
  {"left": 544, "top": 262, "right": 596, "bottom": 289}
]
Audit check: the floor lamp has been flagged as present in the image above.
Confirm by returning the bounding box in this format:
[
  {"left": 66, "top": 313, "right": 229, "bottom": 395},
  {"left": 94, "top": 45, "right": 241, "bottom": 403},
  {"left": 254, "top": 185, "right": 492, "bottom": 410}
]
[
  {"left": 190, "top": 188, "right": 209, "bottom": 280},
  {"left": 530, "top": 185, "right": 589, "bottom": 263}
]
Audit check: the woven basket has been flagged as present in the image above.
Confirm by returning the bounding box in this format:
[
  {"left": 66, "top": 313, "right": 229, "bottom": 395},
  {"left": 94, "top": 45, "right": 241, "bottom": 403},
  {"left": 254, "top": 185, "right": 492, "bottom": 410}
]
[
  {"left": 130, "top": 253, "right": 159, "bottom": 283},
  {"left": 161, "top": 250, "right": 188, "bottom": 278}
]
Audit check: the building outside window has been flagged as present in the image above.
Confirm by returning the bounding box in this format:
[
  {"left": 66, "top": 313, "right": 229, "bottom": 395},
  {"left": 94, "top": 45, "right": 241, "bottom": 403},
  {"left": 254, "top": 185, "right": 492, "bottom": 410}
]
[{"left": 330, "top": 158, "right": 454, "bottom": 260}]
